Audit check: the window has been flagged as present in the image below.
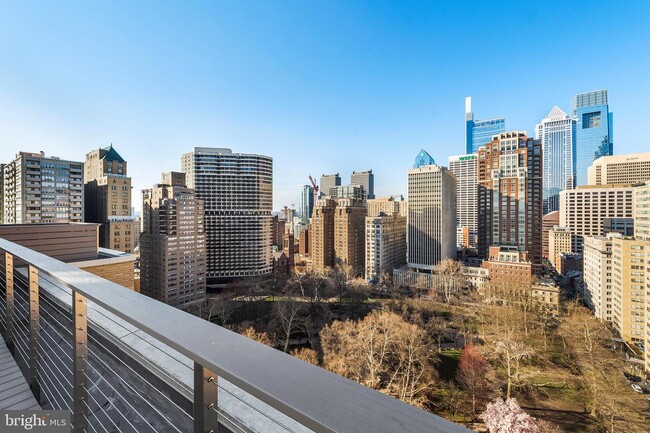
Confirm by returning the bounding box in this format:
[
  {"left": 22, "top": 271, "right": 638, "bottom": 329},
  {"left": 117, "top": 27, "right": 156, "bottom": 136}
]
[{"left": 583, "top": 112, "right": 601, "bottom": 129}]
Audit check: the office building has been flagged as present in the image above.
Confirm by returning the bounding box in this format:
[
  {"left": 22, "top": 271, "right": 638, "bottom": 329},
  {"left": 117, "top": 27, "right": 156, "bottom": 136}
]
[
  {"left": 351, "top": 170, "right": 375, "bottom": 200},
  {"left": 548, "top": 226, "right": 573, "bottom": 271},
  {"left": 465, "top": 96, "right": 506, "bottom": 154},
  {"left": 141, "top": 172, "right": 206, "bottom": 307},
  {"left": 413, "top": 149, "right": 435, "bottom": 169},
  {"left": 181, "top": 147, "right": 273, "bottom": 285},
  {"left": 559, "top": 184, "right": 634, "bottom": 254},
  {"left": 448, "top": 154, "right": 478, "bottom": 249},
  {"left": 407, "top": 161, "right": 456, "bottom": 271},
  {"left": 2, "top": 151, "right": 83, "bottom": 224},
  {"left": 311, "top": 197, "right": 365, "bottom": 275},
  {"left": 481, "top": 246, "right": 532, "bottom": 287},
  {"left": 535, "top": 106, "right": 576, "bottom": 214},
  {"left": 320, "top": 173, "right": 341, "bottom": 198},
  {"left": 367, "top": 196, "right": 406, "bottom": 217},
  {"left": 542, "top": 211, "right": 560, "bottom": 259},
  {"left": 0, "top": 164, "right": 4, "bottom": 223},
  {"left": 574, "top": 90, "right": 613, "bottom": 186},
  {"left": 603, "top": 218, "right": 634, "bottom": 236},
  {"left": 477, "top": 132, "right": 543, "bottom": 269},
  {"left": 296, "top": 184, "right": 314, "bottom": 221},
  {"left": 588, "top": 153, "right": 650, "bottom": 186},
  {"left": 365, "top": 212, "right": 406, "bottom": 281},
  {"left": 84, "top": 145, "right": 139, "bottom": 253}
]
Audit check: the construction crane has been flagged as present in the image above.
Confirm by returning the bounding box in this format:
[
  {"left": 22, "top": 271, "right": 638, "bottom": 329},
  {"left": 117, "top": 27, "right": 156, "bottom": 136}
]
[{"left": 308, "top": 175, "right": 319, "bottom": 205}]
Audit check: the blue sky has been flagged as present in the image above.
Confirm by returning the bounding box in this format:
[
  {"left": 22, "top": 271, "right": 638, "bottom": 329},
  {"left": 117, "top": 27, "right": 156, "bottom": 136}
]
[{"left": 0, "top": 1, "right": 648, "bottom": 211}]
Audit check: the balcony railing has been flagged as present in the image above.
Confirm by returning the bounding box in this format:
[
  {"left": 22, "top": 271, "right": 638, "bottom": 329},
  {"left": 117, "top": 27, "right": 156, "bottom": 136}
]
[{"left": 0, "top": 237, "right": 471, "bottom": 433}]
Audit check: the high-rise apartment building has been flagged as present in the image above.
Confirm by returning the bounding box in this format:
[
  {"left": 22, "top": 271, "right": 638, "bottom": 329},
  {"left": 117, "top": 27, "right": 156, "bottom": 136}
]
[
  {"left": 559, "top": 184, "right": 635, "bottom": 254},
  {"left": 448, "top": 154, "right": 478, "bottom": 249},
  {"left": 310, "top": 197, "right": 365, "bottom": 275},
  {"left": 330, "top": 184, "right": 364, "bottom": 201},
  {"left": 367, "top": 196, "right": 407, "bottom": 218},
  {"left": 574, "top": 90, "right": 613, "bottom": 186},
  {"left": 365, "top": 213, "right": 406, "bottom": 281},
  {"left": 320, "top": 173, "right": 341, "bottom": 198},
  {"left": 535, "top": 106, "right": 576, "bottom": 214},
  {"left": 181, "top": 147, "right": 273, "bottom": 285},
  {"left": 588, "top": 153, "right": 650, "bottom": 186},
  {"left": 2, "top": 152, "right": 83, "bottom": 224},
  {"left": 296, "top": 184, "right": 314, "bottom": 221},
  {"left": 407, "top": 159, "right": 456, "bottom": 271},
  {"left": 351, "top": 170, "right": 374, "bottom": 200},
  {"left": 465, "top": 96, "right": 506, "bottom": 154},
  {"left": 0, "top": 163, "right": 4, "bottom": 224},
  {"left": 84, "top": 145, "right": 139, "bottom": 253},
  {"left": 477, "top": 132, "right": 543, "bottom": 268},
  {"left": 582, "top": 233, "right": 619, "bottom": 322},
  {"left": 140, "top": 172, "right": 206, "bottom": 307},
  {"left": 633, "top": 182, "right": 650, "bottom": 372},
  {"left": 611, "top": 237, "right": 646, "bottom": 343}
]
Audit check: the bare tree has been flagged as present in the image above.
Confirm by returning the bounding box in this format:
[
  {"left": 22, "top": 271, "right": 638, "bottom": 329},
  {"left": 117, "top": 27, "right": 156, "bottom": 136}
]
[
  {"left": 437, "top": 258, "right": 464, "bottom": 303},
  {"left": 274, "top": 297, "right": 308, "bottom": 353},
  {"left": 493, "top": 334, "right": 532, "bottom": 399}
]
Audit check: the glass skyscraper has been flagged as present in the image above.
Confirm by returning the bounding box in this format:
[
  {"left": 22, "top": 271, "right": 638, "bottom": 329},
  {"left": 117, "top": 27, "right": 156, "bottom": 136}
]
[
  {"left": 573, "top": 90, "right": 613, "bottom": 186},
  {"left": 413, "top": 149, "right": 435, "bottom": 168},
  {"left": 465, "top": 96, "right": 506, "bottom": 154},
  {"left": 296, "top": 184, "right": 314, "bottom": 220},
  {"left": 536, "top": 106, "right": 576, "bottom": 214}
]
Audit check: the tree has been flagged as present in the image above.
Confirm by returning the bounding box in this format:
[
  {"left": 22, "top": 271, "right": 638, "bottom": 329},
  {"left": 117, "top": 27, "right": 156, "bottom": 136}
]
[
  {"left": 456, "top": 343, "right": 491, "bottom": 420},
  {"left": 205, "top": 295, "right": 237, "bottom": 329},
  {"left": 482, "top": 398, "right": 539, "bottom": 433},
  {"left": 274, "top": 297, "right": 308, "bottom": 353},
  {"left": 241, "top": 326, "right": 273, "bottom": 346},
  {"left": 291, "top": 347, "right": 319, "bottom": 365},
  {"left": 493, "top": 335, "right": 532, "bottom": 399},
  {"left": 437, "top": 258, "right": 464, "bottom": 303}
]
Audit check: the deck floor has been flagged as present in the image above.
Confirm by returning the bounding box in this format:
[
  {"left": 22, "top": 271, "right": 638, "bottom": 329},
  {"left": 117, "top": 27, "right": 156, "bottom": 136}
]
[{"left": 0, "top": 337, "right": 41, "bottom": 410}]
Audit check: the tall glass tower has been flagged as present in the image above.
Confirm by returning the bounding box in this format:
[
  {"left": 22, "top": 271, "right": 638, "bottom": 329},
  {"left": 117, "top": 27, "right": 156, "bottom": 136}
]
[
  {"left": 296, "top": 184, "right": 314, "bottom": 221},
  {"left": 573, "top": 90, "right": 613, "bottom": 186},
  {"left": 536, "top": 106, "right": 576, "bottom": 214},
  {"left": 465, "top": 96, "right": 506, "bottom": 154}
]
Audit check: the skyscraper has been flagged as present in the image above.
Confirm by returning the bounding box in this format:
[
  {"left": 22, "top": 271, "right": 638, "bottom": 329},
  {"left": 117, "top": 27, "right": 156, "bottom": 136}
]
[
  {"left": 141, "top": 172, "right": 206, "bottom": 307},
  {"left": 320, "top": 173, "right": 341, "bottom": 198},
  {"left": 536, "top": 106, "right": 576, "bottom": 214},
  {"left": 448, "top": 154, "right": 478, "bottom": 249},
  {"left": 574, "top": 90, "right": 613, "bottom": 186},
  {"left": 84, "top": 145, "right": 139, "bottom": 253},
  {"left": 588, "top": 153, "right": 650, "bottom": 185},
  {"left": 2, "top": 152, "right": 83, "bottom": 224},
  {"left": 181, "top": 147, "right": 273, "bottom": 286},
  {"left": 407, "top": 159, "right": 457, "bottom": 271},
  {"left": 365, "top": 212, "right": 406, "bottom": 281},
  {"left": 477, "top": 132, "right": 543, "bottom": 269},
  {"left": 296, "top": 184, "right": 314, "bottom": 221},
  {"left": 351, "top": 170, "right": 374, "bottom": 200},
  {"left": 413, "top": 149, "right": 435, "bottom": 169},
  {"left": 465, "top": 96, "right": 506, "bottom": 154}
]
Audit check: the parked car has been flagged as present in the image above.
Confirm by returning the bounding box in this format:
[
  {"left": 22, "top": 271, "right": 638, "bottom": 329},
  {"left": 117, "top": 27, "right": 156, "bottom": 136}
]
[{"left": 631, "top": 384, "right": 643, "bottom": 394}]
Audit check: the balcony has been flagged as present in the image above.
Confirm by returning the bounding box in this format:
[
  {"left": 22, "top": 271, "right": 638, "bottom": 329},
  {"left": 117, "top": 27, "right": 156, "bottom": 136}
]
[{"left": 0, "top": 237, "right": 470, "bottom": 433}]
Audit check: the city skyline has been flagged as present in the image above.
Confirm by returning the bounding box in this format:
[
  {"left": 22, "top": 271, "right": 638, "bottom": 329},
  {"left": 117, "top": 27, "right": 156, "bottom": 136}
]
[{"left": 0, "top": 2, "right": 648, "bottom": 211}]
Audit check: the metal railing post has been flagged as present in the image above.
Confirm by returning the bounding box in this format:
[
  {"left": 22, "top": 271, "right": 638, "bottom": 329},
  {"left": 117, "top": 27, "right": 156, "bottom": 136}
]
[
  {"left": 4, "top": 252, "right": 15, "bottom": 354},
  {"left": 73, "top": 292, "right": 88, "bottom": 433},
  {"left": 194, "top": 362, "right": 218, "bottom": 433},
  {"left": 28, "top": 265, "right": 40, "bottom": 401}
]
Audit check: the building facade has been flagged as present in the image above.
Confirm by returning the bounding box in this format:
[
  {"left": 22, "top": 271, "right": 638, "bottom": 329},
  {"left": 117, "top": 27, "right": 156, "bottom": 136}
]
[
  {"left": 588, "top": 153, "right": 650, "bottom": 186},
  {"left": 548, "top": 226, "right": 573, "bottom": 272},
  {"left": 574, "top": 90, "right": 613, "bottom": 186},
  {"left": 542, "top": 211, "right": 560, "bottom": 259},
  {"left": 320, "top": 173, "right": 341, "bottom": 198},
  {"left": 407, "top": 161, "right": 457, "bottom": 272},
  {"left": 2, "top": 152, "right": 83, "bottom": 224},
  {"left": 365, "top": 213, "right": 406, "bottom": 281},
  {"left": 84, "top": 145, "right": 139, "bottom": 253},
  {"left": 330, "top": 184, "right": 364, "bottom": 201},
  {"left": 140, "top": 172, "right": 206, "bottom": 308},
  {"left": 465, "top": 96, "right": 506, "bottom": 154},
  {"left": 181, "top": 147, "right": 273, "bottom": 285},
  {"left": 611, "top": 237, "right": 646, "bottom": 343},
  {"left": 477, "top": 132, "right": 543, "bottom": 269},
  {"left": 582, "top": 234, "right": 618, "bottom": 322},
  {"left": 367, "top": 196, "right": 406, "bottom": 217},
  {"left": 559, "top": 184, "right": 635, "bottom": 254},
  {"left": 448, "top": 153, "right": 478, "bottom": 249},
  {"left": 535, "top": 106, "right": 576, "bottom": 214},
  {"left": 296, "top": 184, "right": 314, "bottom": 221},
  {"left": 351, "top": 170, "right": 375, "bottom": 200}
]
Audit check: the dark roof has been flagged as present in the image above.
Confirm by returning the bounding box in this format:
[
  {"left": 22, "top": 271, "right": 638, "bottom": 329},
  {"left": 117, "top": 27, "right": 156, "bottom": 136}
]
[{"left": 100, "top": 144, "right": 126, "bottom": 163}]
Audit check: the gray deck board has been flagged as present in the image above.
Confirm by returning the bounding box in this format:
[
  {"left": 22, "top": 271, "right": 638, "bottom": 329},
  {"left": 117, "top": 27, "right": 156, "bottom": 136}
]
[{"left": 0, "top": 338, "right": 40, "bottom": 410}]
